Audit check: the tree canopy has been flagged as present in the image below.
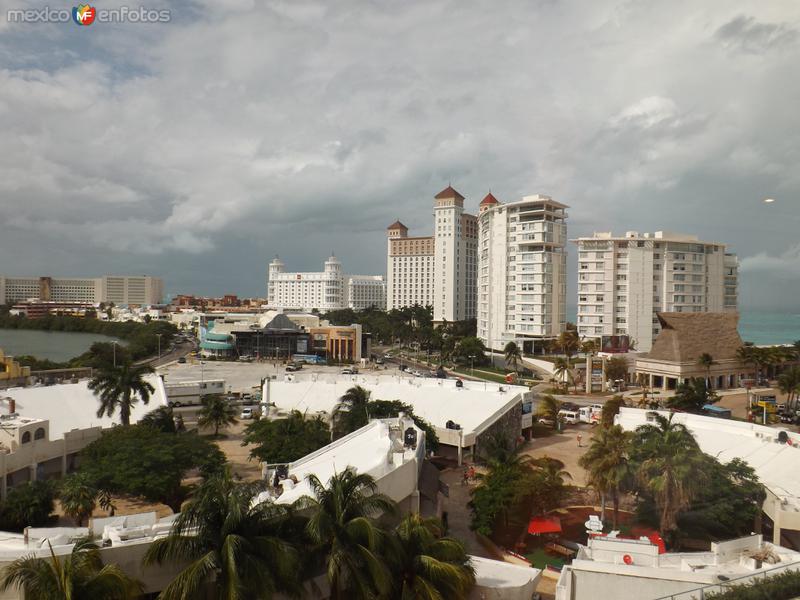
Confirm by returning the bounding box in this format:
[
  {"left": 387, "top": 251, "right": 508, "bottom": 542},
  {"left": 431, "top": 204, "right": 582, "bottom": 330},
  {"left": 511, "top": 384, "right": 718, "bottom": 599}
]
[
  {"left": 242, "top": 410, "right": 331, "bottom": 464},
  {"left": 78, "top": 425, "right": 225, "bottom": 512}
]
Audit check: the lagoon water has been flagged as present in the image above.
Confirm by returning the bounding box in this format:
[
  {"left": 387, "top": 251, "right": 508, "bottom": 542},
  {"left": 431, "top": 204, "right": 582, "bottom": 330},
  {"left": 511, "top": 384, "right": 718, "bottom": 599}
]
[{"left": 0, "top": 329, "right": 125, "bottom": 362}]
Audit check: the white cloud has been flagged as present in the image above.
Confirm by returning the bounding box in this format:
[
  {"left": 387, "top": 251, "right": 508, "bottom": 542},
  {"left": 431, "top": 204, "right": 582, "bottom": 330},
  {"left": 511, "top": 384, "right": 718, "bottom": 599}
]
[{"left": 740, "top": 244, "right": 800, "bottom": 277}]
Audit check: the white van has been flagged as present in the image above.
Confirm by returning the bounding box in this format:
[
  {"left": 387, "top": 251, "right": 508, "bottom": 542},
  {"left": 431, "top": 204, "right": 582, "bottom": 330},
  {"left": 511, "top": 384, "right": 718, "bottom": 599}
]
[{"left": 558, "top": 409, "right": 580, "bottom": 425}]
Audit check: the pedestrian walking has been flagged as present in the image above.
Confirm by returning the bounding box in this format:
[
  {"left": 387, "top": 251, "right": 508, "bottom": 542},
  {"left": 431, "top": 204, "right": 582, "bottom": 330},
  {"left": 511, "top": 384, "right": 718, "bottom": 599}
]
[{"left": 577, "top": 433, "right": 582, "bottom": 448}]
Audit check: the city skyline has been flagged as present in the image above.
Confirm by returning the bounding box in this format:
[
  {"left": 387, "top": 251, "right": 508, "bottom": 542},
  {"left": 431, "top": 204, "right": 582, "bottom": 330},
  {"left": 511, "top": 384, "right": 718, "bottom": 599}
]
[{"left": 1, "top": 1, "right": 798, "bottom": 308}]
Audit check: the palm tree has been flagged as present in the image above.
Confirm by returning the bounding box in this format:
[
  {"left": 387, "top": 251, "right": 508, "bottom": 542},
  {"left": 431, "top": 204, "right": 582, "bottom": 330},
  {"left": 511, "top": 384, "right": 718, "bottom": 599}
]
[
  {"left": 332, "top": 385, "right": 372, "bottom": 438},
  {"left": 503, "top": 341, "right": 522, "bottom": 375},
  {"left": 736, "top": 345, "right": 758, "bottom": 382},
  {"left": 581, "top": 339, "right": 598, "bottom": 356},
  {"left": 59, "top": 474, "right": 97, "bottom": 527},
  {"left": 0, "top": 538, "right": 143, "bottom": 599},
  {"left": 634, "top": 412, "right": 707, "bottom": 536},
  {"left": 382, "top": 514, "right": 475, "bottom": 600},
  {"left": 144, "top": 471, "right": 301, "bottom": 600},
  {"left": 697, "top": 353, "right": 715, "bottom": 389},
  {"left": 198, "top": 394, "right": 238, "bottom": 437},
  {"left": 528, "top": 456, "right": 572, "bottom": 517},
  {"left": 667, "top": 378, "right": 718, "bottom": 414},
  {"left": 553, "top": 357, "right": 571, "bottom": 393},
  {"left": 579, "top": 425, "right": 633, "bottom": 528},
  {"left": 536, "top": 394, "right": 562, "bottom": 427},
  {"left": 557, "top": 330, "right": 580, "bottom": 361},
  {"left": 88, "top": 359, "right": 155, "bottom": 426},
  {"left": 301, "top": 470, "right": 396, "bottom": 600},
  {"left": 601, "top": 396, "right": 626, "bottom": 428},
  {"left": 778, "top": 366, "right": 800, "bottom": 411}
]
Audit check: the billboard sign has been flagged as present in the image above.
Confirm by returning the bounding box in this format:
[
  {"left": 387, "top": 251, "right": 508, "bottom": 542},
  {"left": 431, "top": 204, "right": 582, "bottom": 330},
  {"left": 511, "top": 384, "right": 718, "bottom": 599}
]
[{"left": 601, "top": 335, "right": 630, "bottom": 354}]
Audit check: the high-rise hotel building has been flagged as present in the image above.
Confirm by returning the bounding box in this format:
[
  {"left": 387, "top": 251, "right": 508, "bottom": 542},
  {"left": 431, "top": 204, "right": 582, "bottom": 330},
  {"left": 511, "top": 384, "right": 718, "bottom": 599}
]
[
  {"left": 386, "top": 186, "right": 478, "bottom": 322},
  {"left": 0, "top": 275, "right": 164, "bottom": 306},
  {"left": 573, "top": 231, "right": 738, "bottom": 352},
  {"left": 477, "top": 194, "right": 568, "bottom": 353}
]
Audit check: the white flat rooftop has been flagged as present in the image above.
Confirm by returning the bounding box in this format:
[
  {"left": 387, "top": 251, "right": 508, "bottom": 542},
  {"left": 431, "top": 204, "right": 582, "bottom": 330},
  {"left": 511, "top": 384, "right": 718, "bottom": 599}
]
[
  {"left": 616, "top": 408, "right": 800, "bottom": 509},
  {"left": 267, "top": 418, "right": 422, "bottom": 506},
  {"left": 2, "top": 376, "right": 166, "bottom": 439},
  {"left": 263, "top": 374, "right": 528, "bottom": 439}
]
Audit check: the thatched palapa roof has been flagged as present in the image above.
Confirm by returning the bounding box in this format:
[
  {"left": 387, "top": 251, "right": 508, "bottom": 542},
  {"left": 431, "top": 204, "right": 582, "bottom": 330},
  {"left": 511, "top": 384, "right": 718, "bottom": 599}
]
[{"left": 646, "top": 312, "right": 742, "bottom": 363}]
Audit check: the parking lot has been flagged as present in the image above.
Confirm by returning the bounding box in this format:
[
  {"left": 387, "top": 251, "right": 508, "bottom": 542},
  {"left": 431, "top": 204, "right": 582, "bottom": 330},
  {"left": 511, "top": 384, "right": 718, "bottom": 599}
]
[{"left": 157, "top": 359, "right": 418, "bottom": 395}]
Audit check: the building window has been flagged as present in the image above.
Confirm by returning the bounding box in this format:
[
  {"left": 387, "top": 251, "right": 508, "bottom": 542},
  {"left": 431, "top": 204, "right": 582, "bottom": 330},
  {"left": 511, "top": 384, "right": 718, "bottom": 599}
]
[
  {"left": 34, "top": 427, "right": 45, "bottom": 440},
  {"left": 21, "top": 431, "right": 31, "bottom": 444}
]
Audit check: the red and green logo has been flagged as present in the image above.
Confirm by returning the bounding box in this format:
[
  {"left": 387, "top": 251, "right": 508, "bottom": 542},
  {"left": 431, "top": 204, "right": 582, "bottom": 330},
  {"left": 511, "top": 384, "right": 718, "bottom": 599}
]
[{"left": 73, "top": 4, "right": 96, "bottom": 26}]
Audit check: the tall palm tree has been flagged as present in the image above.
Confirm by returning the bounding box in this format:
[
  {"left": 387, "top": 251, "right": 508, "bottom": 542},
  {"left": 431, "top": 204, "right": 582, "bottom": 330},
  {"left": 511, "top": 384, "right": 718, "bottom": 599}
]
[
  {"left": 579, "top": 425, "right": 633, "bottom": 528},
  {"left": 557, "top": 330, "right": 580, "bottom": 361},
  {"left": 503, "top": 341, "right": 522, "bottom": 375},
  {"left": 581, "top": 339, "right": 598, "bottom": 356},
  {"left": 0, "top": 538, "right": 142, "bottom": 600},
  {"left": 332, "top": 385, "right": 372, "bottom": 438},
  {"left": 301, "top": 470, "right": 396, "bottom": 600},
  {"left": 198, "top": 394, "right": 238, "bottom": 437},
  {"left": 634, "top": 412, "right": 707, "bottom": 536},
  {"left": 144, "top": 471, "right": 301, "bottom": 600},
  {"left": 697, "top": 353, "right": 715, "bottom": 389},
  {"left": 381, "top": 514, "right": 475, "bottom": 600},
  {"left": 88, "top": 359, "right": 155, "bottom": 426},
  {"left": 736, "top": 345, "right": 758, "bottom": 381},
  {"left": 778, "top": 366, "right": 800, "bottom": 411},
  {"left": 553, "top": 357, "right": 571, "bottom": 393}
]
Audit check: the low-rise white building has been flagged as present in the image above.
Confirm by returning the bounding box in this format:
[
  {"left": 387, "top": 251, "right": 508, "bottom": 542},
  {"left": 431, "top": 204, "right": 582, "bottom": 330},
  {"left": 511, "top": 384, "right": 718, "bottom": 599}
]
[
  {"left": 267, "top": 255, "right": 386, "bottom": 311},
  {"left": 557, "top": 534, "right": 800, "bottom": 600},
  {"left": 0, "top": 376, "right": 167, "bottom": 500},
  {"left": 262, "top": 374, "right": 533, "bottom": 464}
]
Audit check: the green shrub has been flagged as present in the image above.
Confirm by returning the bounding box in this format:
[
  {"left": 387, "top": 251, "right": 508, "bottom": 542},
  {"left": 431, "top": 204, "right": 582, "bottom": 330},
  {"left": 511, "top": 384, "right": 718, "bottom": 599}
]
[{"left": 706, "top": 570, "right": 800, "bottom": 599}]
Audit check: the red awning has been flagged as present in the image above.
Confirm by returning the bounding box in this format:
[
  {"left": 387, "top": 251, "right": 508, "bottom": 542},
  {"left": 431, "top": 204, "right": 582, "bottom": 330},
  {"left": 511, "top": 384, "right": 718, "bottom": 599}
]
[{"left": 528, "top": 516, "right": 562, "bottom": 535}]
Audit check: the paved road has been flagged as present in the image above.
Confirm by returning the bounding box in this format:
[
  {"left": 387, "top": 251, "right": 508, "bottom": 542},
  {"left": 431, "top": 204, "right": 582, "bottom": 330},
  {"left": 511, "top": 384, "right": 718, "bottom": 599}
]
[{"left": 139, "top": 340, "right": 194, "bottom": 368}]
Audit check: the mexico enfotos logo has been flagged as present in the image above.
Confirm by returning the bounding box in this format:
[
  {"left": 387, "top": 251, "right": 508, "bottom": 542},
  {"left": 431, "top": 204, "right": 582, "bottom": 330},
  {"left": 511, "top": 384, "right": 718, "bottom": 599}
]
[{"left": 7, "top": 5, "right": 171, "bottom": 25}]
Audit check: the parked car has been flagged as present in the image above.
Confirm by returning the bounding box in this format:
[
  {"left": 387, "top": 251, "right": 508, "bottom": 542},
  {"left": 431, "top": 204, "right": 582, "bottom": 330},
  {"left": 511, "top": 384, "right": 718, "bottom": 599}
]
[
  {"left": 285, "top": 364, "right": 302, "bottom": 372},
  {"left": 177, "top": 357, "right": 187, "bottom": 364},
  {"left": 557, "top": 410, "right": 580, "bottom": 425},
  {"left": 375, "top": 358, "right": 384, "bottom": 365},
  {"left": 341, "top": 367, "right": 358, "bottom": 375},
  {"left": 537, "top": 416, "right": 556, "bottom": 428},
  {"left": 240, "top": 407, "right": 255, "bottom": 420}
]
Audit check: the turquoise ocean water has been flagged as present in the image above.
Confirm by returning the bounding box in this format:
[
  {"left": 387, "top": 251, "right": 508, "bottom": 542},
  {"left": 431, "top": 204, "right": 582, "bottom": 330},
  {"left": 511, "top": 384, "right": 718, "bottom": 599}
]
[{"left": 566, "top": 307, "right": 800, "bottom": 346}]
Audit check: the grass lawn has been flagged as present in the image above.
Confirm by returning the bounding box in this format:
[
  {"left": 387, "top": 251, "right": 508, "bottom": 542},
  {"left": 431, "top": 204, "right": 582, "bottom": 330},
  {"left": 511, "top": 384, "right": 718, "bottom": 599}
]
[
  {"left": 525, "top": 547, "right": 565, "bottom": 571},
  {"left": 451, "top": 367, "right": 538, "bottom": 386}
]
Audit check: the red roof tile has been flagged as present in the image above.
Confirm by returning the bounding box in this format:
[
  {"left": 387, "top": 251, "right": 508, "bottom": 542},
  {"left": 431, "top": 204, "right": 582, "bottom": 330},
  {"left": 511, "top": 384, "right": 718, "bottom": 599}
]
[
  {"left": 434, "top": 185, "right": 465, "bottom": 200},
  {"left": 480, "top": 192, "right": 500, "bottom": 205},
  {"left": 386, "top": 220, "right": 408, "bottom": 230}
]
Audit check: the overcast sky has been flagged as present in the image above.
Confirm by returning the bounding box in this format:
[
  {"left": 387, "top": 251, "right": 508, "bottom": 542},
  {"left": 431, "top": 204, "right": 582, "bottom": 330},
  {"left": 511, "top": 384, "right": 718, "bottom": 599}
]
[{"left": 1, "top": 0, "right": 798, "bottom": 309}]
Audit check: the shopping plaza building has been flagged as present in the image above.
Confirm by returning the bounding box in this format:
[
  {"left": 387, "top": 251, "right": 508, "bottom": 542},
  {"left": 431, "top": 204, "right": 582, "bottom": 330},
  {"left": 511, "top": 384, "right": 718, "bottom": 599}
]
[
  {"left": 572, "top": 231, "right": 738, "bottom": 352},
  {"left": 386, "top": 185, "right": 478, "bottom": 322},
  {"left": 0, "top": 275, "right": 164, "bottom": 306},
  {"left": 267, "top": 255, "right": 385, "bottom": 312}
]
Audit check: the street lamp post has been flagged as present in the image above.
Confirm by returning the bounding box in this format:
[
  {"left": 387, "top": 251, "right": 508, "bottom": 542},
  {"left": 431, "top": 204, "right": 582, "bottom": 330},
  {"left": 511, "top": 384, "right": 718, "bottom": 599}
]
[
  {"left": 156, "top": 333, "right": 162, "bottom": 361},
  {"left": 469, "top": 354, "right": 476, "bottom": 377}
]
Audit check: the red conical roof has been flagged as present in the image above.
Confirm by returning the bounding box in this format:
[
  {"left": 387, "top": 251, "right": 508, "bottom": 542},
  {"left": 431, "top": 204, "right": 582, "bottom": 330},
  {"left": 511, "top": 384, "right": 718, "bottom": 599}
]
[
  {"left": 386, "top": 220, "right": 408, "bottom": 231},
  {"left": 434, "top": 185, "right": 465, "bottom": 200},
  {"left": 480, "top": 192, "right": 500, "bottom": 205}
]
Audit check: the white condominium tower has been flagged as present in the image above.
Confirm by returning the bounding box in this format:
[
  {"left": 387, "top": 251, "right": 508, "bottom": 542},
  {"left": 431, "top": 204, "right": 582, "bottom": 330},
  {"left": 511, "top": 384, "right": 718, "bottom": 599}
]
[
  {"left": 386, "top": 185, "right": 478, "bottom": 322},
  {"left": 573, "top": 231, "right": 738, "bottom": 352},
  {"left": 267, "top": 255, "right": 386, "bottom": 312},
  {"left": 477, "top": 194, "right": 568, "bottom": 353}
]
